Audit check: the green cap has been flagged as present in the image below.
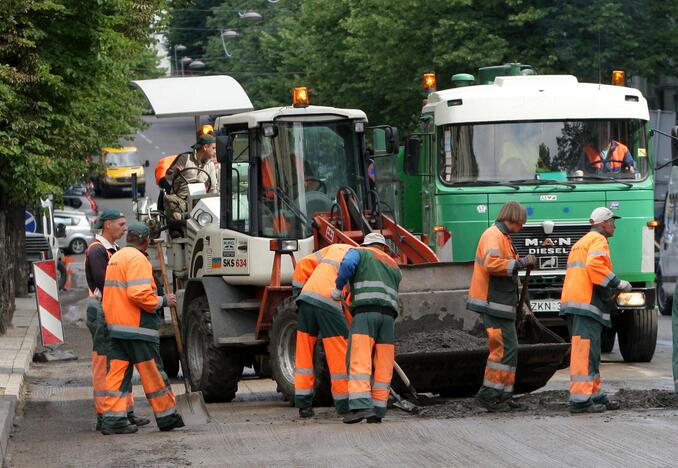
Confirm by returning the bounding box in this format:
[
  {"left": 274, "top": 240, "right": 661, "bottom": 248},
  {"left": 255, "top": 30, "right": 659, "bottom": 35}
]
[
  {"left": 94, "top": 208, "right": 125, "bottom": 229},
  {"left": 191, "top": 133, "right": 216, "bottom": 149},
  {"left": 127, "top": 221, "right": 151, "bottom": 238}
]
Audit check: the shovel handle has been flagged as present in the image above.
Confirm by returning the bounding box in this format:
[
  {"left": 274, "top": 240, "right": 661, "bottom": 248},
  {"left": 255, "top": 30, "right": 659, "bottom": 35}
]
[
  {"left": 516, "top": 266, "right": 532, "bottom": 321},
  {"left": 394, "top": 361, "right": 418, "bottom": 399}
]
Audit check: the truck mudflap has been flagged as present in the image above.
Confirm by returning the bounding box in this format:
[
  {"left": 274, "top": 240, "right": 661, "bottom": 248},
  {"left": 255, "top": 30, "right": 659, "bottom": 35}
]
[{"left": 394, "top": 262, "right": 570, "bottom": 397}]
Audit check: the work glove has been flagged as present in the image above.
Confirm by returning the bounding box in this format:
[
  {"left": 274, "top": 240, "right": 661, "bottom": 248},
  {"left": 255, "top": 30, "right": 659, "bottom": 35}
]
[
  {"left": 617, "top": 280, "right": 632, "bottom": 292},
  {"left": 516, "top": 254, "right": 537, "bottom": 269},
  {"left": 331, "top": 288, "right": 342, "bottom": 301}
]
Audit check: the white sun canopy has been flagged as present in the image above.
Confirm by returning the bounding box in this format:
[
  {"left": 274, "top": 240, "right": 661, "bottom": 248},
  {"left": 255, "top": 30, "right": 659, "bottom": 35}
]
[{"left": 131, "top": 75, "right": 253, "bottom": 118}]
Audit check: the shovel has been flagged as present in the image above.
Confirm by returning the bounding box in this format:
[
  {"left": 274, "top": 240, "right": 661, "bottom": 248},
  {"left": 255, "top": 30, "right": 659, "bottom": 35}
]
[
  {"left": 155, "top": 240, "right": 211, "bottom": 425},
  {"left": 517, "top": 266, "right": 564, "bottom": 344},
  {"left": 390, "top": 387, "right": 421, "bottom": 414}
]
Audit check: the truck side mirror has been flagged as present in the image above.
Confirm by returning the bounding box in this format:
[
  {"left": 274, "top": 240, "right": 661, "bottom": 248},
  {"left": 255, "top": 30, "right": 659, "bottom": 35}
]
[
  {"left": 385, "top": 126, "right": 400, "bottom": 155},
  {"left": 216, "top": 135, "right": 233, "bottom": 164},
  {"left": 56, "top": 224, "right": 67, "bottom": 238},
  {"left": 405, "top": 136, "right": 421, "bottom": 176}
]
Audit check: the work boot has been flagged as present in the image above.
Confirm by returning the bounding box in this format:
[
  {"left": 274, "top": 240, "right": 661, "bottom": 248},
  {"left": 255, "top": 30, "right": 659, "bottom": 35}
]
[
  {"left": 128, "top": 415, "right": 151, "bottom": 427},
  {"left": 298, "top": 407, "right": 315, "bottom": 419},
  {"left": 569, "top": 403, "right": 606, "bottom": 414},
  {"left": 343, "top": 409, "right": 376, "bottom": 424},
  {"left": 95, "top": 415, "right": 103, "bottom": 432},
  {"left": 476, "top": 394, "right": 510, "bottom": 413},
  {"left": 603, "top": 400, "right": 620, "bottom": 411},
  {"left": 506, "top": 399, "right": 527, "bottom": 412},
  {"left": 366, "top": 415, "right": 382, "bottom": 424},
  {"left": 101, "top": 424, "right": 138, "bottom": 435},
  {"left": 159, "top": 415, "right": 185, "bottom": 432}
]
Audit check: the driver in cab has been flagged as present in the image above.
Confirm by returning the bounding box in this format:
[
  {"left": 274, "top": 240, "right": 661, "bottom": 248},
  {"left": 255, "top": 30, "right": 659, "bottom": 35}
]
[
  {"left": 164, "top": 133, "right": 218, "bottom": 220},
  {"left": 582, "top": 124, "right": 636, "bottom": 175}
]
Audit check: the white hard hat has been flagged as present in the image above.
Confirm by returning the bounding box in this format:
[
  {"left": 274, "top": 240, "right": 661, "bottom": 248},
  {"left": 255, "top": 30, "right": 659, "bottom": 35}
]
[
  {"left": 361, "top": 232, "right": 388, "bottom": 247},
  {"left": 589, "top": 207, "right": 621, "bottom": 225}
]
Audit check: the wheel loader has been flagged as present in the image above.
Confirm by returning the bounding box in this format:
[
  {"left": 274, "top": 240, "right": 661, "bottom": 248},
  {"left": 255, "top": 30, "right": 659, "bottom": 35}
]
[{"left": 132, "top": 76, "right": 569, "bottom": 404}]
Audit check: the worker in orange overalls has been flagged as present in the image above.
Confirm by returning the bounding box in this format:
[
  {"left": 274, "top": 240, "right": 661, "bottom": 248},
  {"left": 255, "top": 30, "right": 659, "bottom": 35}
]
[
  {"left": 85, "top": 209, "right": 149, "bottom": 431},
  {"left": 100, "top": 222, "right": 183, "bottom": 434},
  {"left": 292, "top": 243, "right": 352, "bottom": 418},
  {"left": 466, "top": 201, "right": 536, "bottom": 412},
  {"left": 583, "top": 124, "right": 636, "bottom": 174},
  {"left": 560, "top": 207, "right": 631, "bottom": 414},
  {"left": 155, "top": 155, "right": 177, "bottom": 191}
]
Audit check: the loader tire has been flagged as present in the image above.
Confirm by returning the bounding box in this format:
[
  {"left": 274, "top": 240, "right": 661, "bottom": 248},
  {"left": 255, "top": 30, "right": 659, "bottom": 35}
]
[
  {"left": 159, "top": 337, "right": 180, "bottom": 379},
  {"left": 618, "top": 309, "right": 657, "bottom": 363},
  {"left": 600, "top": 327, "right": 615, "bottom": 353},
  {"left": 269, "top": 297, "right": 332, "bottom": 407},
  {"left": 184, "top": 296, "right": 242, "bottom": 402}
]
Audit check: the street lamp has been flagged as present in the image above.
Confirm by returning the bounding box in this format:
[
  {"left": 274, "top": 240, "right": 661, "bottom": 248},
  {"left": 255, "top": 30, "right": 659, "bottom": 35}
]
[
  {"left": 180, "top": 56, "right": 192, "bottom": 76},
  {"left": 189, "top": 60, "right": 205, "bottom": 71},
  {"left": 239, "top": 10, "right": 263, "bottom": 21},
  {"left": 173, "top": 44, "right": 186, "bottom": 76},
  {"left": 220, "top": 10, "right": 262, "bottom": 59}
]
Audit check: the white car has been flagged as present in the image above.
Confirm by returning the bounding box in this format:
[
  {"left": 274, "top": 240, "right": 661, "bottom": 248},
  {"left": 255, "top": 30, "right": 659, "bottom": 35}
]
[{"left": 54, "top": 208, "right": 94, "bottom": 255}]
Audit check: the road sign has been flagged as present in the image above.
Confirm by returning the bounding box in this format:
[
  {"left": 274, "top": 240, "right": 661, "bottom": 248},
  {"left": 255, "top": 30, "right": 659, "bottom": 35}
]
[
  {"left": 25, "top": 211, "right": 37, "bottom": 233},
  {"left": 32, "top": 260, "right": 64, "bottom": 347}
]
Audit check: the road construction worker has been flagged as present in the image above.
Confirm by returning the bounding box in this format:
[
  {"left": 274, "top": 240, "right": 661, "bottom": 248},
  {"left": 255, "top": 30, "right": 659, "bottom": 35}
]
[
  {"left": 85, "top": 209, "right": 149, "bottom": 431},
  {"left": 100, "top": 222, "right": 183, "bottom": 434},
  {"left": 583, "top": 124, "right": 636, "bottom": 174},
  {"left": 467, "top": 200, "right": 536, "bottom": 412},
  {"left": 164, "top": 134, "right": 218, "bottom": 221},
  {"left": 292, "top": 243, "right": 352, "bottom": 419},
  {"left": 333, "top": 232, "right": 402, "bottom": 424},
  {"left": 560, "top": 207, "right": 630, "bottom": 413}
]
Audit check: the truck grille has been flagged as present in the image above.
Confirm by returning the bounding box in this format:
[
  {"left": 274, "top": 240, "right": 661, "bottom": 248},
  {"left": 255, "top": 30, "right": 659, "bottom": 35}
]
[
  {"left": 116, "top": 177, "right": 131, "bottom": 183},
  {"left": 511, "top": 224, "right": 590, "bottom": 272}
]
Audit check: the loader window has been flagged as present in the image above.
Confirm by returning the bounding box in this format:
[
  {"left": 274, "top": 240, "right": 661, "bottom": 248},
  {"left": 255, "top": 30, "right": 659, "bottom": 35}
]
[
  {"left": 258, "top": 118, "right": 365, "bottom": 238},
  {"left": 227, "top": 132, "right": 250, "bottom": 232}
]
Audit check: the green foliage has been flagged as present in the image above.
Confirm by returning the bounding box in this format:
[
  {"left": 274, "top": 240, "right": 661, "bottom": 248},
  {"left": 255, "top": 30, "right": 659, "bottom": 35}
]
[{"left": 0, "top": 0, "right": 166, "bottom": 204}]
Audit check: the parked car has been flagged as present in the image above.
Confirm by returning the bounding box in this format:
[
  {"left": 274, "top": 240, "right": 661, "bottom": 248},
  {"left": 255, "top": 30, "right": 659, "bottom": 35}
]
[
  {"left": 54, "top": 208, "right": 94, "bottom": 255},
  {"left": 92, "top": 146, "right": 149, "bottom": 197},
  {"left": 62, "top": 189, "right": 98, "bottom": 223}
]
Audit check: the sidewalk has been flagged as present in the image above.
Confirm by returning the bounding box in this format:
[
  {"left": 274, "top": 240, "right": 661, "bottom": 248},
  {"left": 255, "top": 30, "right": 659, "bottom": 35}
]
[{"left": 0, "top": 296, "right": 39, "bottom": 463}]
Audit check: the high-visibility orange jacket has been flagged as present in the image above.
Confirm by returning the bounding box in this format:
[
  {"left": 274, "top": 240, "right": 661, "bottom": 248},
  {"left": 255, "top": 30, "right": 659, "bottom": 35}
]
[
  {"left": 155, "top": 155, "right": 177, "bottom": 187},
  {"left": 467, "top": 222, "right": 520, "bottom": 319},
  {"left": 584, "top": 140, "right": 634, "bottom": 173},
  {"left": 559, "top": 228, "right": 620, "bottom": 327},
  {"left": 103, "top": 246, "right": 164, "bottom": 343},
  {"left": 293, "top": 244, "right": 351, "bottom": 314}
]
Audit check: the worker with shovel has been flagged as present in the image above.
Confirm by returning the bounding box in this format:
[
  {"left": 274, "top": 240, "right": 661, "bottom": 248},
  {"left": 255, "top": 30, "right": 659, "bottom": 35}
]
[
  {"left": 100, "top": 222, "right": 184, "bottom": 434},
  {"left": 560, "top": 207, "right": 630, "bottom": 414},
  {"left": 467, "top": 201, "right": 536, "bottom": 412},
  {"left": 292, "top": 243, "right": 352, "bottom": 419},
  {"left": 333, "top": 232, "right": 402, "bottom": 424}
]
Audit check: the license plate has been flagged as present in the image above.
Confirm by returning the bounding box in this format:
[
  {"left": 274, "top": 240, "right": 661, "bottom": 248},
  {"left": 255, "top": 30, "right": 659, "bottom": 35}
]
[{"left": 530, "top": 300, "right": 561, "bottom": 312}]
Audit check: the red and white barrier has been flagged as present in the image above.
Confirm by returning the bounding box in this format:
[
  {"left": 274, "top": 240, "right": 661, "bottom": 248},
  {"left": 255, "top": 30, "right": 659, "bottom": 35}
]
[{"left": 32, "top": 260, "right": 64, "bottom": 347}]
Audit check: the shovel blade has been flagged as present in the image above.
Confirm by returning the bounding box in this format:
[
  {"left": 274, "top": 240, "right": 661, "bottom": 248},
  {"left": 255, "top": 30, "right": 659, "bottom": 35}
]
[
  {"left": 176, "top": 391, "right": 210, "bottom": 425},
  {"left": 394, "top": 398, "right": 421, "bottom": 414}
]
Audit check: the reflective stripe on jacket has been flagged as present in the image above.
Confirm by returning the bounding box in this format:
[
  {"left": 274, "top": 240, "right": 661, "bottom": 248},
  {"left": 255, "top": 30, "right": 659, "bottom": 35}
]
[
  {"left": 294, "top": 244, "right": 351, "bottom": 313},
  {"left": 103, "top": 246, "right": 163, "bottom": 343},
  {"left": 337, "top": 246, "right": 402, "bottom": 315},
  {"left": 559, "top": 229, "right": 620, "bottom": 327},
  {"left": 584, "top": 140, "right": 631, "bottom": 172},
  {"left": 466, "top": 222, "right": 519, "bottom": 319}
]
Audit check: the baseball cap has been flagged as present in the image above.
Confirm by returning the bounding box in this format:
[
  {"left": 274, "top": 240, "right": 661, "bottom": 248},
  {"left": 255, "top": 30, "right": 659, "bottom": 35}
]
[
  {"left": 127, "top": 221, "right": 151, "bottom": 238},
  {"left": 191, "top": 133, "right": 216, "bottom": 149},
  {"left": 589, "top": 207, "right": 621, "bottom": 225},
  {"left": 94, "top": 208, "right": 125, "bottom": 229},
  {"left": 361, "top": 232, "right": 388, "bottom": 247}
]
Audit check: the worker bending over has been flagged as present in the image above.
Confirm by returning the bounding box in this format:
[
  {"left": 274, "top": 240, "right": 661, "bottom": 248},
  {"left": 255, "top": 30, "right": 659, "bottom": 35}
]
[{"left": 292, "top": 243, "right": 352, "bottom": 418}]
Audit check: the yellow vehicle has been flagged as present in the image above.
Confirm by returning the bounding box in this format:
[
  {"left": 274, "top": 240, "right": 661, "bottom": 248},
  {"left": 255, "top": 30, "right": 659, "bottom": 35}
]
[{"left": 94, "top": 146, "right": 149, "bottom": 197}]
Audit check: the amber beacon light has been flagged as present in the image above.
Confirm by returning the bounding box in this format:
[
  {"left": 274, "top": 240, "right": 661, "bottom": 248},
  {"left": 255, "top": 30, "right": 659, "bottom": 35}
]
[
  {"left": 292, "top": 86, "right": 310, "bottom": 107},
  {"left": 611, "top": 70, "right": 625, "bottom": 86},
  {"left": 423, "top": 73, "right": 437, "bottom": 91}
]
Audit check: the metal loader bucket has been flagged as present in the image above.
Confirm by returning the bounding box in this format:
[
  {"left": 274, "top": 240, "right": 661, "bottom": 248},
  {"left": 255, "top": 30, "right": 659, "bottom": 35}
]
[{"left": 394, "top": 262, "right": 570, "bottom": 397}]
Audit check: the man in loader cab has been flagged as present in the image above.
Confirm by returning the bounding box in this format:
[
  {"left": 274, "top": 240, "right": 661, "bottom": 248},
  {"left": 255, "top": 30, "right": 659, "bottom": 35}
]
[
  {"left": 333, "top": 232, "right": 402, "bottom": 424},
  {"left": 560, "top": 207, "right": 631, "bottom": 414},
  {"left": 291, "top": 243, "right": 352, "bottom": 419},
  {"left": 467, "top": 201, "right": 536, "bottom": 412}
]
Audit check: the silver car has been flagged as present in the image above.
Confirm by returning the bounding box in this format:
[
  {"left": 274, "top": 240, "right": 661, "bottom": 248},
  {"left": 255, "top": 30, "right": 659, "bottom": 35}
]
[{"left": 54, "top": 208, "right": 95, "bottom": 255}]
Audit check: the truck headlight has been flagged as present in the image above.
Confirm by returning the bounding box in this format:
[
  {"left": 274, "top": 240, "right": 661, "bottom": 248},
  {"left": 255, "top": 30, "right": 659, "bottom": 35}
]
[
  {"left": 616, "top": 292, "right": 645, "bottom": 307},
  {"left": 269, "top": 239, "right": 298, "bottom": 252},
  {"left": 195, "top": 211, "right": 213, "bottom": 226}
]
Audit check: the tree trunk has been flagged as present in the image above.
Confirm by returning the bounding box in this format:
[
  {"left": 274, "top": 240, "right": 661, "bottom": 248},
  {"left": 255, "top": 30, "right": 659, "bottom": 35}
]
[{"left": 0, "top": 187, "right": 25, "bottom": 335}]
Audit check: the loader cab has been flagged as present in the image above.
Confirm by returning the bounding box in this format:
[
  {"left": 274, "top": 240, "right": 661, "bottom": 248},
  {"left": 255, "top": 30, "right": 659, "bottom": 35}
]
[{"left": 216, "top": 107, "right": 371, "bottom": 240}]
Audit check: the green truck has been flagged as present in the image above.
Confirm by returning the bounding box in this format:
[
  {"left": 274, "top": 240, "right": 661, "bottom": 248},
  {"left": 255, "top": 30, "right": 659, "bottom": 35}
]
[{"left": 390, "top": 64, "right": 657, "bottom": 362}]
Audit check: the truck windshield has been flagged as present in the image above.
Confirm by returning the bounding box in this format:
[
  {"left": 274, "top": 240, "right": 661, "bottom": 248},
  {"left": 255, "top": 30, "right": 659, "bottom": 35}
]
[
  {"left": 258, "top": 119, "right": 364, "bottom": 238},
  {"left": 438, "top": 119, "right": 649, "bottom": 185}
]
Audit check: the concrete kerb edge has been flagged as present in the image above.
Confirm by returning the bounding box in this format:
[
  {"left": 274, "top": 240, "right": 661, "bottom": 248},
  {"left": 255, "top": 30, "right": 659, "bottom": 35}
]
[{"left": 0, "top": 296, "right": 40, "bottom": 464}]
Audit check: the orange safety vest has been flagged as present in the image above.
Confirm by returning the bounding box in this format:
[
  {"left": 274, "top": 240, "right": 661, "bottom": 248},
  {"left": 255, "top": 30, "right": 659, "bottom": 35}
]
[
  {"left": 85, "top": 239, "right": 114, "bottom": 298},
  {"left": 560, "top": 230, "right": 619, "bottom": 327},
  {"left": 584, "top": 141, "right": 628, "bottom": 171},
  {"left": 293, "top": 244, "right": 352, "bottom": 314},
  {"left": 103, "top": 246, "right": 163, "bottom": 343},
  {"left": 155, "top": 155, "right": 177, "bottom": 186},
  {"left": 466, "top": 222, "right": 519, "bottom": 319}
]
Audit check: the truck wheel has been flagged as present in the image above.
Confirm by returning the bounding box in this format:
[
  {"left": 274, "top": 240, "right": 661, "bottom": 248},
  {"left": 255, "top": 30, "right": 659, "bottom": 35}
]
[
  {"left": 159, "top": 337, "right": 179, "bottom": 378},
  {"left": 184, "top": 296, "right": 242, "bottom": 402},
  {"left": 269, "top": 297, "right": 332, "bottom": 406},
  {"left": 657, "top": 270, "right": 673, "bottom": 316},
  {"left": 600, "top": 327, "right": 615, "bottom": 353},
  {"left": 618, "top": 309, "right": 658, "bottom": 363}
]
